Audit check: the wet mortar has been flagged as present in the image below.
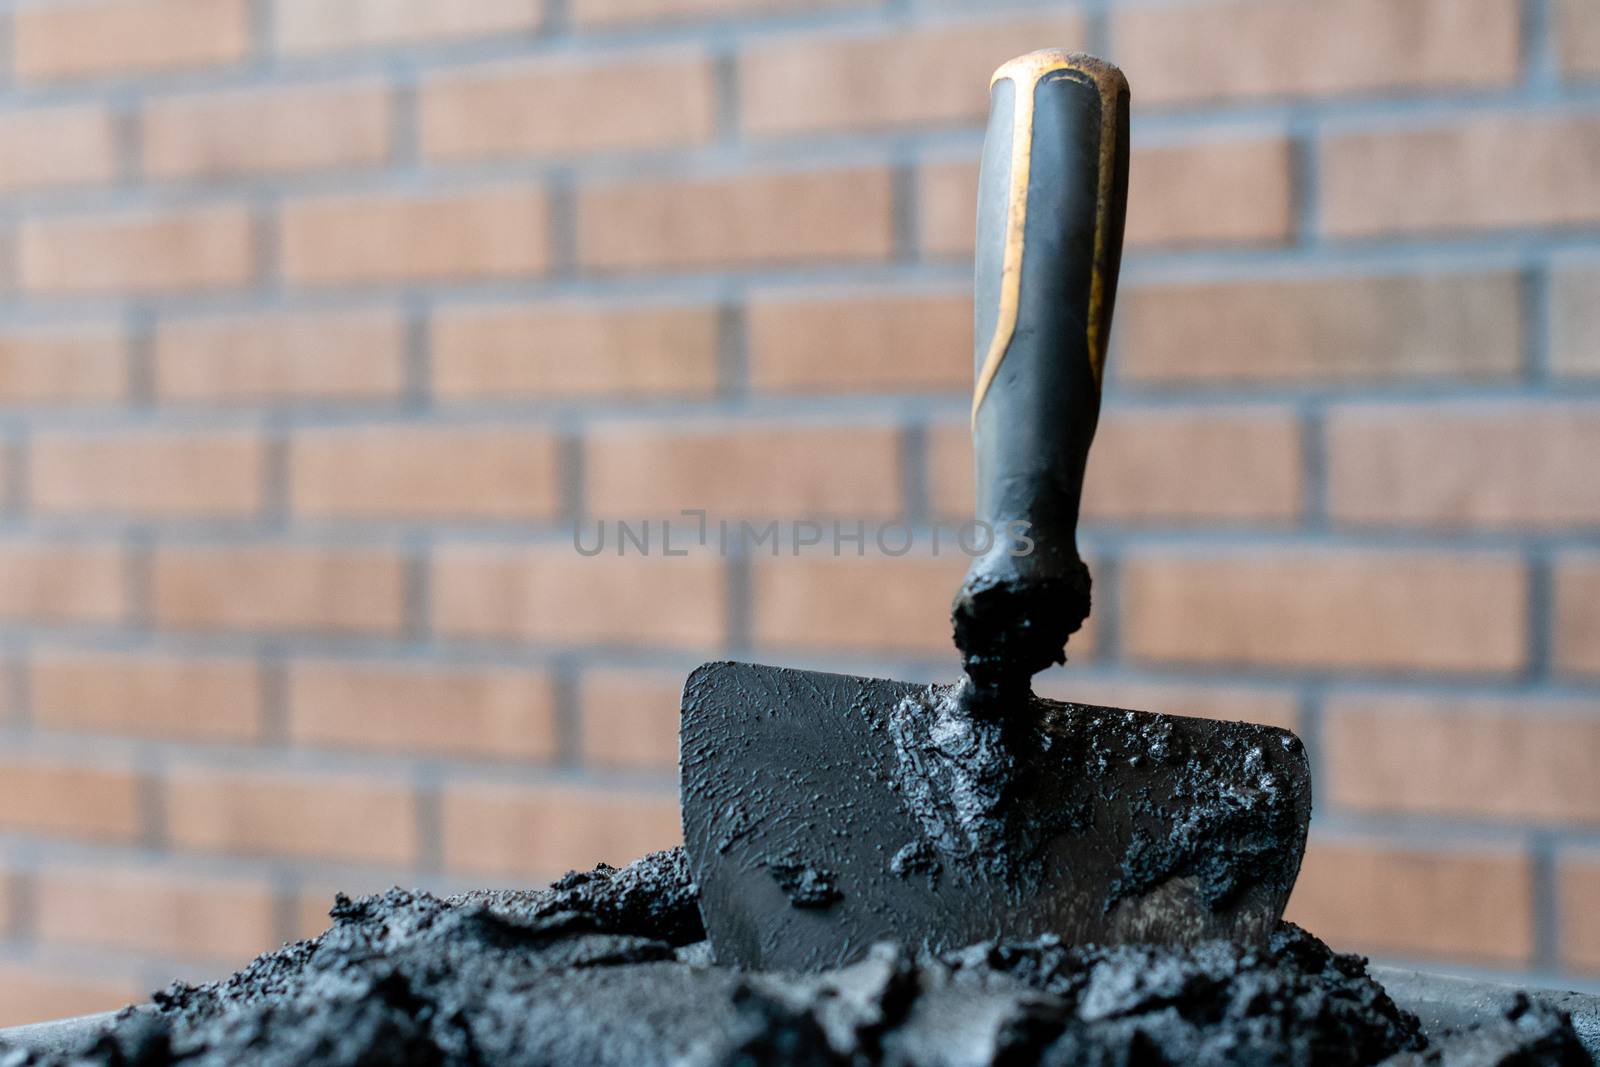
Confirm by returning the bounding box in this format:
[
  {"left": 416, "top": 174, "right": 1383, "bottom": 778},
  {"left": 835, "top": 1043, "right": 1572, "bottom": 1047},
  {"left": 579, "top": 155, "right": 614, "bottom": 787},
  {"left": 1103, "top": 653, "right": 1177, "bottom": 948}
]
[
  {"left": 0, "top": 848, "right": 1587, "bottom": 1067},
  {"left": 680, "top": 663, "right": 1313, "bottom": 969}
]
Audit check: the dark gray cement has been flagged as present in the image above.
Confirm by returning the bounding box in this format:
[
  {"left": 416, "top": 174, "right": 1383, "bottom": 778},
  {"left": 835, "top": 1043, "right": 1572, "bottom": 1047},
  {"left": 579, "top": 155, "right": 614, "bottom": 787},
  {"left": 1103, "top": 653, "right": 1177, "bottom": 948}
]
[{"left": 0, "top": 849, "right": 1587, "bottom": 1067}]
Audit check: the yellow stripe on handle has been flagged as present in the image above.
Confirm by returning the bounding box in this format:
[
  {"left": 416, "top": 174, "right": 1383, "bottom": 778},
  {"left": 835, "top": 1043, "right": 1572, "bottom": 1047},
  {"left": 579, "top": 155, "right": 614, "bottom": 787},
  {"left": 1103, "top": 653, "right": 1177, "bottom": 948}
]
[{"left": 972, "top": 50, "right": 1128, "bottom": 425}]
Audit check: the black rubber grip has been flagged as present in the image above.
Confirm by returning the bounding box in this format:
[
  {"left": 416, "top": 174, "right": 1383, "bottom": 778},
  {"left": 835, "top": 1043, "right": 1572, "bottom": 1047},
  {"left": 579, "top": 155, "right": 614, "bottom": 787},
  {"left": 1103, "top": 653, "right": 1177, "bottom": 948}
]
[{"left": 952, "top": 50, "right": 1130, "bottom": 698}]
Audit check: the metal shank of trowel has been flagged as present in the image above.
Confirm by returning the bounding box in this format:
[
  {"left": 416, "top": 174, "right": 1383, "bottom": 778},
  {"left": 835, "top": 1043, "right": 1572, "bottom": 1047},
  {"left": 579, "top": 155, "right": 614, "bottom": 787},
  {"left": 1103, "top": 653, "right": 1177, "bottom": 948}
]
[{"left": 951, "top": 51, "right": 1130, "bottom": 698}]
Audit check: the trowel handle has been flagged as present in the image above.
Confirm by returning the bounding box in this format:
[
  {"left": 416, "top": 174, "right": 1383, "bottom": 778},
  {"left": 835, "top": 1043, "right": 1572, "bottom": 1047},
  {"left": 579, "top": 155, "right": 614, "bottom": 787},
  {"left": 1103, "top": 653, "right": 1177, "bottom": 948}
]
[{"left": 952, "top": 51, "right": 1130, "bottom": 694}]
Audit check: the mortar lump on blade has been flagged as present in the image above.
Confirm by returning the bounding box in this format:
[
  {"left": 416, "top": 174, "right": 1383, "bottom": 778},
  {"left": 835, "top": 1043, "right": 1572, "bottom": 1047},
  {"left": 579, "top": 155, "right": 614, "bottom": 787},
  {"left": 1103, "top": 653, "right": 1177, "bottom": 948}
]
[{"left": 3, "top": 849, "right": 1588, "bottom": 1067}]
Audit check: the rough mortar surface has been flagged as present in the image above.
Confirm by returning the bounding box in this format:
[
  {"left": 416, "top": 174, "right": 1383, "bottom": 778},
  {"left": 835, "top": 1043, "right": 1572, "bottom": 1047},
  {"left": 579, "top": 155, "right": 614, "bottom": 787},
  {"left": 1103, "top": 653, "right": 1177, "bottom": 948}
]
[{"left": 0, "top": 848, "right": 1588, "bottom": 1066}]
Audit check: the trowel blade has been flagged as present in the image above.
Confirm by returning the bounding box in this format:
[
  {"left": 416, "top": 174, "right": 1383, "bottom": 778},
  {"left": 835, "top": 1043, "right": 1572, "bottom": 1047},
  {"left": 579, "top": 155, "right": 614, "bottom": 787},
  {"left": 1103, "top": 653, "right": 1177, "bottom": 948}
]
[{"left": 679, "top": 660, "right": 1312, "bottom": 972}]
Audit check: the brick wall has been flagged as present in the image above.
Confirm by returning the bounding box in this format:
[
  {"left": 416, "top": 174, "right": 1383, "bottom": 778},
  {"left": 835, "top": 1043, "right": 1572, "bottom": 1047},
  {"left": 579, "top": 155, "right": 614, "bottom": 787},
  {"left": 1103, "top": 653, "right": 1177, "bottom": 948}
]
[{"left": 0, "top": 0, "right": 1594, "bottom": 1025}]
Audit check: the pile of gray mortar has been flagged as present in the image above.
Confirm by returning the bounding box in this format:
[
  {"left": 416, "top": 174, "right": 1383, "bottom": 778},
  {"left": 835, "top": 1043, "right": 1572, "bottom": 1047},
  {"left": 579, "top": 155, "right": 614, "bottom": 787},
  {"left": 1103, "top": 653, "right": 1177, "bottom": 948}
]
[{"left": 0, "top": 848, "right": 1589, "bottom": 1067}]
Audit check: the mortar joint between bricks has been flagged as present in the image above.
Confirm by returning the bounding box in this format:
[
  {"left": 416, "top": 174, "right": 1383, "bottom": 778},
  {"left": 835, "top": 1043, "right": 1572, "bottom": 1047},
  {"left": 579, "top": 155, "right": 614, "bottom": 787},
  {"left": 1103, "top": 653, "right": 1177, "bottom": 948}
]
[
  {"left": 725, "top": 544, "right": 753, "bottom": 657},
  {"left": 1299, "top": 405, "right": 1329, "bottom": 532},
  {"left": 403, "top": 544, "right": 433, "bottom": 644},
  {"left": 1519, "top": 0, "right": 1561, "bottom": 95},
  {"left": 713, "top": 49, "right": 741, "bottom": 146},
  {"left": 1083, "top": 3, "right": 1112, "bottom": 58},
  {"left": 137, "top": 763, "right": 169, "bottom": 852},
  {"left": 547, "top": 172, "right": 580, "bottom": 279},
  {"left": 263, "top": 434, "right": 291, "bottom": 529},
  {"left": 1520, "top": 266, "right": 1551, "bottom": 383},
  {"left": 113, "top": 103, "right": 141, "bottom": 187},
  {"left": 1087, "top": 555, "right": 1119, "bottom": 667},
  {"left": 2, "top": 430, "right": 25, "bottom": 518},
  {"left": 716, "top": 301, "right": 749, "bottom": 402},
  {"left": 271, "top": 877, "right": 306, "bottom": 950},
  {"left": 391, "top": 80, "right": 422, "bottom": 168},
  {"left": 1288, "top": 126, "right": 1320, "bottom": 249},
  {"left": 403, "top": 297, "right": 432, "bottom": 410},
  {"left": 1295, "top": 686, "right": 1328, "bottom": 799},
  {"left": 1529, "top": 831, "right": 1561, "bottom": 973},
  {"left": 413, "top": 765, "right": 445, "bottom": 875},
  {"left": 550, "top": 660, "right": 583, "bottom": 768},
  {"left": 891, "top": 161, "right": 920, "bottom": 264},
  {"left": 558, "top": 432, "right": 586, "bottom": 528},
  {"left": 246, "top": 0, "right": 274, "bottom": 70},
  {"left": 259, "top": 649, "right": 291, "bottom": 747},
  {"left": 251, "top": 201, "right": 279, "bottom": 295},
  {"left": 8, "top": 869, "right": 37, "bottom": 945},
  {"left": 125, "top": 305, "right": 157, "bottom": 408},
  {"left": 5, "top": 647, "right": 29, "bottom": 731},
  {"left": 899, "top": 423, "right": 930, "bottom": 527},
  {"left": 540, "top": 0, "right": 572, "bottom": 39},
  {"left": 123, "top": 529, "right": 155, "bottom": 631},
  {"left": 1525, "top": 553, "right": 1554, "bottom": 684}
]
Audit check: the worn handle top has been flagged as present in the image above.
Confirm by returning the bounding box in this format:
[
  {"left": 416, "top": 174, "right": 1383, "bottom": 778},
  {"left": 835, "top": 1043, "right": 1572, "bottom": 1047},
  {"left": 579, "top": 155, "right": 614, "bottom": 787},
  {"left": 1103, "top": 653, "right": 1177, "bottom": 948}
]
[{"left": 952, "top": 50, "right": 1130, "bottom": 700}]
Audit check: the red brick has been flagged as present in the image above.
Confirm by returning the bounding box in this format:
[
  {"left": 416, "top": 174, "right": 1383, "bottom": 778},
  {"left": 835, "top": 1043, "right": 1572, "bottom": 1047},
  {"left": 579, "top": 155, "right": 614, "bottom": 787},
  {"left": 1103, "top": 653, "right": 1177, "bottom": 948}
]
[
  {"left": 280, "top": 186, "right": 548, "bottom": 286},
  {"left": 432, "top": 545, "right": 726, "bottom": 650},
  {"left": 15, "top": 0, "right": 251, "bottom": 83},
  {"left": 35, "top": 865, "right": 277, "bottom": 961},
  {"left": 1126, "top": 139, "right": 1295, "bottom": 248},
  {"left": 922, "top": 138, "right": 1297, "bottom": 257},
  {"left": 929, "top": 409, "right": 1303, "bottom": 525},
  {"left": 747, "top": 291, "right": 968, "bottom": 393},
  {"left": 276, "top": 0, "right": 543, "bottom": 53},
  {"left": 431, "top": 303, "right": 720, "bottom": 400},
  {"left": 31, "top": 651, "right": 262, "bottom": 743},
  {"left": 741, "top": 15, "right": 1086, "bottom": 136},
  {"left": 287, "top": 660, "right": 558, "bottom": 761},
  {"left": 1115, "top": 274, "right": 1521, "bottom": 384},
  {"left": 1325, "top": 694, "right": 1600, "bottom": 823},
  {"left": 750, "top": 554, "right": 1097, "bottom": 659},
  {"left": 0, "top": 965, "right": 143, "bottom": 1028},
  {"left": 143, "top": 80, "right": 391, "bottom": 179},
  {"left": 1552, "top": 268, "right": 1600, "bottom": 377},
  {"left": 30, "top": 430, "right": 263, "bottom": 518},
  {"left": 289, "top": 425, "right": 561, "bottom": 521},
  {"left": 0, "top": 542, "right": 126, "bottom": 625},
  {"left": 1560, "top": 0, "right": 1600, "bottom": 79},
  {"left": 167, "top": 766, "right": 417, "bottom": 864},
  {"left": 0, "top": 326, "right": 125, "bottom": 405},
  {"left": 1113, "top": 0, "right": 1519, "bottom": 105},
  {"left": 579, "top": 670, "right": 681, "bottom": 771},
  {"left": 152, "top": 545, "right": 407, "bottom": 634},
  {"left": 1286, "top": 838, "right": 1533, "bottom": 965},
  {"left": 0, "top": 105, "right": 117, "bottom": 191},
  {"left": 918, "top": 162, "right": 980, "bottom": 260},
  {"left": 1033, "top": 678, "right": 1299, "bottom": 734},
  {"left": 1323, "top": 115, "right": 1600, "bottom": 236},
  {"left": 21, "top": 205, "right": 255, "bottom": 294},
  {"left": 294, "top": 890, "right": 339, "bottom": 941},
  {"left": 0, "top": 757, "right": 143, "bottom": 843},
  {"left": 1122, "top": 550, "right": 1527, "bottom": 673},
  {"left": 422, "top": 52, "right": 715, "bottom": 161},
  {"left": 578, "top": 168, "right": 893, "bottom": 271},
  {"left": 585, "top": 422, "right": 901, "bottom": 520},
  {"left": 1092, "top": 407, "right": 1307, "bottom": 525},
  {"left": 574, "top": 0, "right": 862, "bottom": 27},
  {"left": 155, "top": 309, "right": 407, "bottom": 403},
  {"left": 1559, "top": 853, "right": 1600, "bottom": 972},
  {"left": 1328, "top": 403, "right": 1600, "bottom": 528},
  {"left": 442, "top": 782, "right": 681, "bottom": 878},
  {"left": 1556, "top": 555, "right": 1600, "bottom": 678}
]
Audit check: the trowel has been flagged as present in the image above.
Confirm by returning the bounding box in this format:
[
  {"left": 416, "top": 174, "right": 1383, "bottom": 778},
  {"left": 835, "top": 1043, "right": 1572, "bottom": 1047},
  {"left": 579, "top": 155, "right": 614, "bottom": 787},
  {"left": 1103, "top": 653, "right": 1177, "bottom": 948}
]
[{"left": 679, "top": 50, "right": 1312, "bottom": 972}]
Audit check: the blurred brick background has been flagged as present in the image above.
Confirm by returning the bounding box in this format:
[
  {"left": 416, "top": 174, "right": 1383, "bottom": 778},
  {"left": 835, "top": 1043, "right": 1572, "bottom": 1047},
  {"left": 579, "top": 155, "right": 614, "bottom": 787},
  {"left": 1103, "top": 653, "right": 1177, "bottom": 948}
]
[{"left": 0, "top": 0, "right": 1595, "bottom": 1027}]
